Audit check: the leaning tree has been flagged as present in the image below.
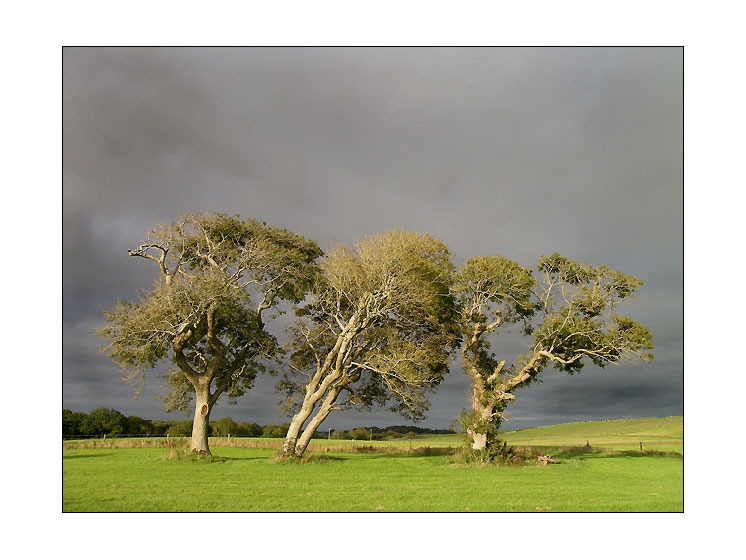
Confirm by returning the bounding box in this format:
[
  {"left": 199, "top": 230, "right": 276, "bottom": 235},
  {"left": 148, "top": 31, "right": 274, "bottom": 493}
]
[
  {"left": 454, "top": 253, "right": 654, "bottom": 452},
  {"left": 277, "top": 230, "right": 458, "bottom": 457},
  {"left": 99, "top": 212, "right": 321, "bottom": 454}
]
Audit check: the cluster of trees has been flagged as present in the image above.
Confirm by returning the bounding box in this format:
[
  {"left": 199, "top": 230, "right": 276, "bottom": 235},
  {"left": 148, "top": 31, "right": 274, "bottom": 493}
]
[
  {"left": 308, "top": 425, "right": 454, "bottom": 441},
  {"left": 63, "top": 408, "right": 130, "bottom": 437},
  {"left": 98, "top": 212, "right": 653, "bottom": 458},
  {"left": 62, "top": 408, "right": 452, "bottom": 441},
  {"left": 62, "top": 408, "right": 287, "bottom": 438},
  {"left": 63, "top": 408, "right": 217, "bottom": 438},
  {"left": 62, "top": 407, "right": 200, "bottom": 438},
  {"left": 61, "top": 408, "right": 298, "bottom": 439}
]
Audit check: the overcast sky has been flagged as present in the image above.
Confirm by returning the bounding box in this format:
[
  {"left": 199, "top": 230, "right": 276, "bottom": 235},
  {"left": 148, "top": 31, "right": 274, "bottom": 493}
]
[{"left": 63, "top": 47, "right": 682, "bottom": 431}]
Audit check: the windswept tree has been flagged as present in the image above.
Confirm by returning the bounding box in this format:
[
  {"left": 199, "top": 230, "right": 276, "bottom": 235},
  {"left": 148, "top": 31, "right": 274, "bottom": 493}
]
[
  {"left": 455, "top": 253, "right": 654, "bottom": 452},
  {"left": 278, "top": 230, "right": 457, "bottom": 457},
  {"left": 99, "top": 212, "right": 322, "bottom": 454}
]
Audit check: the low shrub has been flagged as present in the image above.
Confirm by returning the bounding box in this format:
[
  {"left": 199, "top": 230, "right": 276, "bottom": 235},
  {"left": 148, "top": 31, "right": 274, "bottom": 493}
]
[
  {"left": 271, "top": 452, "right": 343, "bottom": 464},
  {"left": 451, "top": 441, "right": 528, "bottom": 466}
]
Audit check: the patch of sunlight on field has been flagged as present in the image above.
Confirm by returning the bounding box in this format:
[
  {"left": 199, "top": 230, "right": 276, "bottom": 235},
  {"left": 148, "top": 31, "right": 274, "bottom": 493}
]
[
  {"left": 63, "top": 445, "right": 683, "bottom": 512},
  {"left": 499, "top": 416, "right": 683, "bottom": 453},
  {"left": 63, "top": 417, "right": 683, "bottom": 512}
]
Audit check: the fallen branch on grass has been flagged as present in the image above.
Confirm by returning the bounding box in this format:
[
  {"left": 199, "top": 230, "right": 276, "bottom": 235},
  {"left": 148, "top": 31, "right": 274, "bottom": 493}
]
[{"left": 537, "top": 455, "right": 557, "bottom": 466}]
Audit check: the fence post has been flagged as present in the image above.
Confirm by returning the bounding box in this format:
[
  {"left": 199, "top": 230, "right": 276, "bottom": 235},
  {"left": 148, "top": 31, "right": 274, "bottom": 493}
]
[{"left": 640, "top": 441, "right": 643, "bottom": 452}]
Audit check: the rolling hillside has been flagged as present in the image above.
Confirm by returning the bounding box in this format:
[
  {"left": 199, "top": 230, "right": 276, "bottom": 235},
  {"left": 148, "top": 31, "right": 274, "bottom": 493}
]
[{"left": 499, "top": 416, "right": 683, "bottom": 452}]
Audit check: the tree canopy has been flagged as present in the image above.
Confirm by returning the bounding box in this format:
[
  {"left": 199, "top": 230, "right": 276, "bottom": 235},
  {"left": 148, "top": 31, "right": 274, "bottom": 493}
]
[
  {"left": 96, "top": 212, "right": 654, "bottom": 460},
  {"left": 278, "top": 229, "right": 458, "bottom": 456},
  {"left": 455, "top": 253, "right": 654, "bottom": 452},
  {"left": 98, "top": 212, "right": 322, "bottom": 453}
]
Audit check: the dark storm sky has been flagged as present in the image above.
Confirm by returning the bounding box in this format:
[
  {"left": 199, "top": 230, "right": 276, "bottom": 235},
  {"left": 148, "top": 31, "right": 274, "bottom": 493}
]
[{"left": 63, "top": 47, "right": 683, "bottom": 430}]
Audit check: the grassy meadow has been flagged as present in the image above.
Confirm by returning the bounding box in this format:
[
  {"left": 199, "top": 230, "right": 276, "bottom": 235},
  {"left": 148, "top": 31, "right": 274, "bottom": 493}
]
[
  {"left": 499, "top": 416, "right": 684, "bottom": 453},
  {"left": 63, "top": 416, "right": 683, "bottom": 512}
]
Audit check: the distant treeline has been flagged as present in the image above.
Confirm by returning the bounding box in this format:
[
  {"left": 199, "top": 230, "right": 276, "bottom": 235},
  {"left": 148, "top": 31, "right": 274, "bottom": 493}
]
[{"left": 62, "top": 408, "right": 455, "bottom": 440}]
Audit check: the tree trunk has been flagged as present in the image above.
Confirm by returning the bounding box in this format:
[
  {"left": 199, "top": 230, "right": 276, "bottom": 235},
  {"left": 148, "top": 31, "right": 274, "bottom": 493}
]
[
  {"left": 282, "top": 364, "right": 346, "bottom": 456},
  {"left": 283, "top": 408, "right": 311, "bottom": 455},
  {"left": 191, "top": 387, "right": 212, "bottom": 454},
  {"left": 469, "top": 430, "right": 488, "bottom": 450},
  {"left": 293, "top": 387, "right": 342, "bottom": 457},
  {"left": 467, "top": 383, "right": 493, "bottom": 450},
  {"left": 293, "top": 419, "right": 322, "bottom": 457}
]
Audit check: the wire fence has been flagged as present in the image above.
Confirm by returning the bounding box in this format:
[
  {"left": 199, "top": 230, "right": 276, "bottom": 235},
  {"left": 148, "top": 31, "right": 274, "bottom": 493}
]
[
  {"left": 62, "top": 433, "right": 353, "bottom": 441},
  {"left": 62, "top": 433, "right": 267, "bottom": 440}
]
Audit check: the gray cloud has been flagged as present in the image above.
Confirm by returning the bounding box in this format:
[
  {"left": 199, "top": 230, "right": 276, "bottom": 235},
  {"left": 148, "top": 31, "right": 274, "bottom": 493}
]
[{"left": 63, "top": 47, "right": 682, "bottom": 430}]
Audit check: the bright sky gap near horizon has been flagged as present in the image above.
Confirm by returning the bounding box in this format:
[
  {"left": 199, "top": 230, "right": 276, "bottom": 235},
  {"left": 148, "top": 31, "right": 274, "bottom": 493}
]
[{"left": 63, "top": 47, "right": 682, "bottom": 431}]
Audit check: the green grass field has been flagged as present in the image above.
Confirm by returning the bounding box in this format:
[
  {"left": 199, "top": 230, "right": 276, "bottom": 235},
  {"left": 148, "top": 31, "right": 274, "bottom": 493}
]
[
  {"left": 63, "top": 416, "right": 683, "bottom": 512},
  {"left": 499, "top": 416, "right": 683, "bottom": 453}
]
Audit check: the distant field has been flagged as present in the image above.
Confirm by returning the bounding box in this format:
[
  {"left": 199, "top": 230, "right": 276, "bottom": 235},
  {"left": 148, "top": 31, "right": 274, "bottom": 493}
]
[
  {"left": 62, "top": 432, "right": 466, "bottom": 452},
  {"left": 63, "top": 416, "right": 683, "bottom": 512},
  {"left": 499, "top": 416, "right": 683, "bottom": 453},
  {"left": 63, "top": 417, "right": 682, "bottom": 453},
  {"left": 306, "top": 432, "right": 465, "bottom": 450}
]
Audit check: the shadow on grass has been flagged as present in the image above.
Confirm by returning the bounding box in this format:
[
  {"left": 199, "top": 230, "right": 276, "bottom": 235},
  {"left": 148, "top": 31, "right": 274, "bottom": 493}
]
[
  {"left": 516, "top": 444, "right": 682, "bottom": 458},
  {"left": 215, "top": 456, "right": 270, "bottom": 462},
  {"left": 602, "top": 450, "right": 682, "bottom": 458},
  {"left": 63, "top": 454, "right": 112, "bottom": 459},
  {"left": 161, "top": 452, "right": 233, "bottom": 464},
  {"left": 548, "top": 449, "right": 682, "bottom": 461},
  {"left": 159, "top": 453, "right": 275, "bottom": 464},
  {"left": 346, "top": 446, "right": 458, "bottom": 457},
  {"left": 272, "top": 453, "right": 348, "bottom": 464}
]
